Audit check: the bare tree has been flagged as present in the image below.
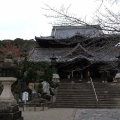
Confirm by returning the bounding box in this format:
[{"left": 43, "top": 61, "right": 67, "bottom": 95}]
[
  {"left": 43, "top": 1, "right": 120, "bottom": 33},
  {"left": 42, "top": 3, "right": 89, "bottom": 26},
  {"left": 41, "top": 2, "right": 120, "bottom": 74},
  {"left": 96, "top": 0, "right": 119, "bottom": 8},
  {"left": 94, "top": 0, "right": 120, "bottom": 34},
  {"left": 95, "top": 8, "right": 120, "bottom": 33}
]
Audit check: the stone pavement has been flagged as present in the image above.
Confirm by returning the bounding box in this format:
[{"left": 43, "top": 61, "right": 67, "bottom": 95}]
[
  {"left": 74, "top": 109, "right": 120, "bottom": 120},
  {"left": 21, "top": 108, "right": 75, "bottom": 120},
  {"left": 21, "top": 107, "right": 120, "bottom": 120}
]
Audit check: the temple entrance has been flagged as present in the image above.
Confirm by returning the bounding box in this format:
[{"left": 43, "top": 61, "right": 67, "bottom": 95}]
[
  {"left": 89, "top": 65, "right": 101, "bottom": 82},
  {"left": 89, "top": 62, "right": 116, "bottom": 82},
  {"left": 57, "top": 58, "right": 92, "bottom": 83},
  {"left": 57, "top": 60, "right": 116, "bottom": 83}
]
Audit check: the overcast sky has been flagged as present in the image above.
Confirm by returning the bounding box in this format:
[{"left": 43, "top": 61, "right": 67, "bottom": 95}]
[{"left": 0, "top": 0, "right": 119, "bottom": 40}]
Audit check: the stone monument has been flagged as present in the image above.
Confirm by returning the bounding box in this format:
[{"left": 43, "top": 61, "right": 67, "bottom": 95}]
[{"left": 0, "top": 53, "right": 23, "bottom": 120}]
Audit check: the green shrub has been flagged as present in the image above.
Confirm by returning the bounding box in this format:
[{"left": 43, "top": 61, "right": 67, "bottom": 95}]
[{"left": 38, "top": 83, "right": 43, "bottom": 94}]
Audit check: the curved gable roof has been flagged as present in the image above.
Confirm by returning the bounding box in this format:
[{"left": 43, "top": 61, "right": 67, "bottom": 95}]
[{"left": 28, "top": 43, "right": 94, "bottom": 62}]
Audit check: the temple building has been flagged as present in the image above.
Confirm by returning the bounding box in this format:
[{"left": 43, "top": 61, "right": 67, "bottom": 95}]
[{"left": 28, "top": 25, "right": 120, "bottom": 82}]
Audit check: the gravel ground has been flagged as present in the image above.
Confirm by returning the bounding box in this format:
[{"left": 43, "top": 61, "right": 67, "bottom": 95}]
[
  {"left": 21, "top": 107, "right": 76, "bottom": 120},
  {"left": 20, "top": 107, "right": 120, "bottom": 120}
]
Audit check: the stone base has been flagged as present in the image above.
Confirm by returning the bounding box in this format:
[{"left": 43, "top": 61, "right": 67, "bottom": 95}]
[
  {"left": 0, "top": 105, "right": 23, "bottom": 120},
  {"left": 0, "top": 111, "right": 23, "bottom": 120},
  {"left": 0, "top": 103, "right": 18, "bottom": 112}
]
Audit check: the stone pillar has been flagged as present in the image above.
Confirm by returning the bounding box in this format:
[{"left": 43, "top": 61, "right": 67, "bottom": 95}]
[
  {"left": 0, "top": 77, "right": 16, "bottom": 102},
  {"left": 0, "top": 77, "right": 23, "bottom": 120}
]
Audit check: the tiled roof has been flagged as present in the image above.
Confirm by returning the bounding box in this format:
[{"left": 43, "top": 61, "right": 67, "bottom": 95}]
[
  {"left": 91, "top": 45, "right": 120, "bottom": 62},
  {"left": 28, "top": 43, "right": 93, "bottom": 62},
  {"left": 51, "top": 25, "right": 104, "bottom": 39},
  {"left": 28, "top": 44, "right": 92, "bottom": 63},
  {"left": 28, "top": 42, "right": 120, "bottom": 63},
  {"left": 33, "top": 27, "right": 120, "bottom": 63},
  {"left": 28, "top": 47, "right": 72, "bottom": 62}
]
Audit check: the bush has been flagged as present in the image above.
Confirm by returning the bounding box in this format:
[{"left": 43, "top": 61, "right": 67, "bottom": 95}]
[
  {"left": 38, "top": 83, "right": 43, "bottom": 94},
  {"left": 41, "top": 93, "right": 51, "bottom": 101},
  {"left": 49, "top": 88, "right": 55, "bottom": 96}
]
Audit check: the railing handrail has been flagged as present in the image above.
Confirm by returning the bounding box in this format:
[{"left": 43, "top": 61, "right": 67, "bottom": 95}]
[{"left": 90, "top": 77, "right": 98, "bottom": 102}]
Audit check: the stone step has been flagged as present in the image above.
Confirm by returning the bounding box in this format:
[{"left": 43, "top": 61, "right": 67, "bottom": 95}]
[
  {"left": 53, "top": 103, "right": 120, "bottom": 108},
  {"left": 57, "top": 92, "right": 94, "bottom": 94},
  {"left": 53, "top": 104, "right": 120, "bottom": 108},
  {"left": 57, "top": 94, "right": 94, "bottom": 96},
  {"left": 96, "top": 89, "right": 120, "bottom": 91},
  {"left": 57, "top": 95, "right": 94, "bottom": 97},
  {"left": 97, "top": 95, "right": 120, "bottom": 97},
  {"left": 56, "top": 97, "right": 95, "bottom": 99},
  {"left": 57, "top": 91, "right": 91, "bottom": 93},
  {"left": 53, "top": 103, "right": 97, "bottom": 107},
  {"left": 59, "top": 87, "right": 92, "bottom": 89},
  {"left": 96, "top": 92, "right": 120, "bottom": 94},
  {"left": 54, "top": 103, "right": 97, "bottom": 106},
  {"left": 57, "top": 90, "right": 93, "bottom": 93},
  {"left": 58, "top": 87, "right": 93, "bottom": 89},
  {"left": 56, "top": 99, "right": 95, "bottom": 101},
  {"left": 54, "top": 104, "right": 97, "bottom": 107},
  {"left": 56, "top": 96, "right": 95, "bottom": 98},
  {"left": 54, "top": 83, "right": 96, "bottom": 108},
  {"left": 55, "top": 102, "right": 96, "bottom": 105},
  {"left": 96, "top": 94, "right": 120, "bottom": 96},
  {"left": 54, "top": 82, "right": 120, "bottom": 108},
  {"left": 59, "top": 88, "right": 92, "bottom": 90},
  {"left": 53, "top": 105, "right": 97, "bottom": 108},
  {"left": 59, "top": 85, "right": 92, "bottom": 87}
]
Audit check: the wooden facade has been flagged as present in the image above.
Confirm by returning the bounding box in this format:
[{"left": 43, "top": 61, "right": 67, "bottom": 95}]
[{"left": 28, "top": 26, "right": 120, "bottom": 82}]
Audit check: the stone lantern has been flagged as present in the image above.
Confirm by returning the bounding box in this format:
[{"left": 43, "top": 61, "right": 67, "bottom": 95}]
[
  {"left": 50, "top": 54, "right": 60, "bottom": 83},
  {"left": 50, "top": 54, "right": 58, "bottom": 72},
  {"left": 0, "top": 53, "right": 17, "bottom": 77},
  {"left": 0, "top": 53, "right": 23, "bottom": 120},
  {"left": 52, "top": 73, "right": 60, "bottom": 83},
  {"left": 50, "top": 54, "right": 58, "bottom": 68}
]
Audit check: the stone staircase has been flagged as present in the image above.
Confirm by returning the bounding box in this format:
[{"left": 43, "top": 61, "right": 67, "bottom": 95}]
[
  {"left": 53, "top": 82, "right": 120, "bottom": 108},
  {"left": 53, "top": 83, "right": 97, "bottom": 108},
  {"left": 94, "top": 83, "right": 120, "bottom": 108}
]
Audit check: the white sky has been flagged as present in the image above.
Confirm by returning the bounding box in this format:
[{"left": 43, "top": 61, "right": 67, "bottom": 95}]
[{"left": 0, "top": 0, "right": 119, "bottom": 40}]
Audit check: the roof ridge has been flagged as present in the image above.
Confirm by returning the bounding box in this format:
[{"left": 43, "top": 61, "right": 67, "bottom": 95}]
[
  {"left": 28, "top": 48, "right": 35, "bottom": 61},
  {"left": 71, "top": 43, "right": 94, "bottom": 56}
]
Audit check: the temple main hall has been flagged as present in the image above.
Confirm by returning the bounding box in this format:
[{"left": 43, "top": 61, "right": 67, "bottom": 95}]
[{"left": 28, "top": 25, "right": 120, "bottom": 82}]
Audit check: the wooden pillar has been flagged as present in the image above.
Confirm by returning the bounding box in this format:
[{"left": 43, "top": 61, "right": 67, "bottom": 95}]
[
  {"left": 71, "top": 71, "right": 73, "bottom": 78},
  {"left": 86, "top": 68, "right": 90, "bottom": 77},
  {"left": 80, "top": 72, "right": 83, "bottom": 79},
  {"left": 68, "top": 75, "right": 70, "bottom": 79},
  {"left": 86, "top": 69, "right": 88, "bottom": 78},
  {"left": 88, "top": 69, "right": 90, "bottom": 77}
]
